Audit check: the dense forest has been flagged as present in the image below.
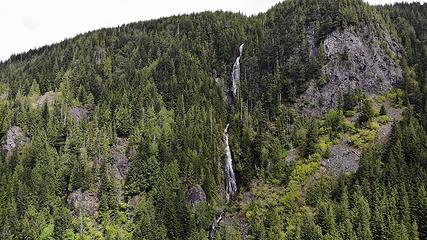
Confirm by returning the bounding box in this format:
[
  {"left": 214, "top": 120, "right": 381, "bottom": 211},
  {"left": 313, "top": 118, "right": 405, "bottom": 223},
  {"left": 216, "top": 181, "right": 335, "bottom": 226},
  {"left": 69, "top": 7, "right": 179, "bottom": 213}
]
[{"left": 0, "top": 0, "right": 425, "bottom": 239}]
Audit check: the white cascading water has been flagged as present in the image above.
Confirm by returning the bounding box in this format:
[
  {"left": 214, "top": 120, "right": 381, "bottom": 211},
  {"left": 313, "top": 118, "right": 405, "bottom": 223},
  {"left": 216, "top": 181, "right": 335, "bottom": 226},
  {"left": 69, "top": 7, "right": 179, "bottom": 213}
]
[
  {"left": 209, "top": 211, "right": 224, "bottom": 240},
  {"left": 224, "top": 123, "right": 237, "bottom": 202},
  {"left": 231, "top": 44, "right": 244, "bottom": 96},
  {"left": 224, "top": 43, "right": 243, "bottom": 201}
]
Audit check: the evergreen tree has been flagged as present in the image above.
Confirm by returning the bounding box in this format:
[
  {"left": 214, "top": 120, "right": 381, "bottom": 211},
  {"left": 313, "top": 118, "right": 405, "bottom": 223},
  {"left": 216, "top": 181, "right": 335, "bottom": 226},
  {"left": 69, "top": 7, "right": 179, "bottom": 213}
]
[
  {"left": 304, "top": 120, "right": 319, "bottom": 158},
  {"left": 53, "top": 207, "right": 71, "bottom": 239},
  {"left": 380, "top": 104, "right": 387, "bottom": 116},
  {"left": 359, "top": 98, "right": 374, "bottom": 126},
  {"left": 133, "top": 197, "right": 167, "bottom": 240}
]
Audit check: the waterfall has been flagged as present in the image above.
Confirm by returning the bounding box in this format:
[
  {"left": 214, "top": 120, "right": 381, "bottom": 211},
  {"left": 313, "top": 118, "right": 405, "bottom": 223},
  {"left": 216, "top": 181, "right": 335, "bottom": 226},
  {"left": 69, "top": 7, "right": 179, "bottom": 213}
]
[
  {"left": 224, "top": 124, "right": 237, "bottom": 202},
  {"left": 209, "top": 211, "right": 224, "bottom": 240},
  {"left": 209, "top": 44, "right": 244, "bottom": 240},
  {"left": 224, "top": 44, "right": 243, "bottom": 200},
  {"left": 231, "top": 44, "right": 244, "bottom": 96}
]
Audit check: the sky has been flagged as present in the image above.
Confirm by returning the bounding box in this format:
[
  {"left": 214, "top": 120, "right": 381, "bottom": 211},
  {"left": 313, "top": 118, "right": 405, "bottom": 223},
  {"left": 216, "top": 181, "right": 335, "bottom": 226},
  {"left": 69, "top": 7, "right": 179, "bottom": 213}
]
[{"left": 0, "top": 0, "right": 424, "bottom": 61}]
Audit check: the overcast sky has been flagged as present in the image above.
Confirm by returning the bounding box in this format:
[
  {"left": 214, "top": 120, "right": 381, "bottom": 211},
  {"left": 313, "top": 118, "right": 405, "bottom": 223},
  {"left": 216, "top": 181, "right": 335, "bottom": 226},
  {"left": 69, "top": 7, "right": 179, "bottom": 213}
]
[{"left": 0, "top": 0, "right": 424, "bottom": 61}]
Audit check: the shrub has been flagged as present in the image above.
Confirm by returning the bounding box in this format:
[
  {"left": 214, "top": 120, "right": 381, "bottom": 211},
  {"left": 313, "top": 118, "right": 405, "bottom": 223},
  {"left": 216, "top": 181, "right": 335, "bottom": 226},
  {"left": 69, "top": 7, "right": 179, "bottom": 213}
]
[
  {"left": 279, "top": 149, "right": 289, "bottom": 160},
  {"left": 317, "top": 135, "right": 333, "bottom": 158},
  {"left": 359, "top": 99, "right": 374, "bottom": 126},
  {"left": 323, "top": 110, "right": 345, "bottom": 138},
  {"left": 343, "top": 119, "right": 356, "bottom": 132},
  {"left": 308, "top": 152, "right": 323, "bottom": 162},
  {"left": 344, "top": 110, "right": 356, "bottom": 117},
  {"left": 290, "top": 162, "right": 320, "bottom": 183},
  {"left": 379, "top": 104, "right": 387, "bottom": 115},
  {"left": 378, "top": 115, "right": 390, "bottom": 124},
  {"left": 367, "top": 121, "right": 380, "bottom": 130},
  {"left": 349, "top": 129, "right": 376, "bottom": 148},
  {"left": 385, "top": 89, "right": 405, "bottom": 107}
]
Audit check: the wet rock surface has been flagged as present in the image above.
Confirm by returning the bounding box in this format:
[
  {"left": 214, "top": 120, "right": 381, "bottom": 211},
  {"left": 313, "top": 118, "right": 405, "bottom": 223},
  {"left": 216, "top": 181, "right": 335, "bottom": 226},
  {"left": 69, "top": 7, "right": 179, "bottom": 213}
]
[
  {"left": 67, "top": 188, "right": 98, "bottom": 216},
  {"left": 298, "top": 26, "right": 402, "bottom": 115},
  {"left": 226, "top": 44, "right": 244, "bottom": 106},
  {"left": 3, "top": 126, "right": 30, "bottom": 160},
  {"left": 306, "top": 24, "right": 318, "bottom": 59},
  {"left": 224, "top": 124, "right": 237, "bottom": 202}
]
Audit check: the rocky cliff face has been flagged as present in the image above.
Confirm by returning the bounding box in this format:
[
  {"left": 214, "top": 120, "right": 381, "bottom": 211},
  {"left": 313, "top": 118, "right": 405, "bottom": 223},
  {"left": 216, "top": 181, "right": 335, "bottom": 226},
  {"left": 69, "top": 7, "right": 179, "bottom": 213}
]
[
  {"left": 3, "top": 126, "right": 30, "bottom": 160},
  {"left": 298, "top": 26, "right": 402, "bottom": 115}
]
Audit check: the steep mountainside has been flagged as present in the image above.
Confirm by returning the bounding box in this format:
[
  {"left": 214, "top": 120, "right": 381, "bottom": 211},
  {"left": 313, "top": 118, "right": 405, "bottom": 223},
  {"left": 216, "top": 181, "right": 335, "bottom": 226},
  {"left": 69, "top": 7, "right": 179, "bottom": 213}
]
[
  {"left": 298, "top": 25, "right": 402, "bottom": 115},
  {"left": 0, "top": 0, "right": 426, "bottom": 239}
]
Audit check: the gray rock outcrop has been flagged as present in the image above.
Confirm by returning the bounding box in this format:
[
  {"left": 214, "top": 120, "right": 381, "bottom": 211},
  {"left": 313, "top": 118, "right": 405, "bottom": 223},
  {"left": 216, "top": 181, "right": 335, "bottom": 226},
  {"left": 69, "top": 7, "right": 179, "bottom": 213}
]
[
  {"left": 3, "top": 126, "right": 30, "bottom": 160},
  {"left": 67, "top": 188, "right": 98, "bottom": 216},
  {"left": 69, "top": 107, "right": 88, "bottom": 121},
  {"left": 321, "top": 142, "right": 361, "bottom": 176},
  {"left": 298, "top": 26, "right": 402, "bottom": 115},
  {"left": 187, "top": 184, "right": 207, "bottom": 204},
  {"left": 376, "top": 100, "right": 403, "bottom": 143},
  {"left": 94, "top": 47, "right": 106, "bottom": 65},
  {"left": 37, "top": 91, "right": 59, "bottom": 107},
  {"left": 285, "top": 148, "right": 298, "bottom": 163}
]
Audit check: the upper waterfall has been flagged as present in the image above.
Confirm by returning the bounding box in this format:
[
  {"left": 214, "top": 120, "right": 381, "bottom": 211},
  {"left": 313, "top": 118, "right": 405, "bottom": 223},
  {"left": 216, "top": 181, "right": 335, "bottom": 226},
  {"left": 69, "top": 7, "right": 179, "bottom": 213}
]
[{"left": 231, "top": 44, "right": 244, "bottom": 97}]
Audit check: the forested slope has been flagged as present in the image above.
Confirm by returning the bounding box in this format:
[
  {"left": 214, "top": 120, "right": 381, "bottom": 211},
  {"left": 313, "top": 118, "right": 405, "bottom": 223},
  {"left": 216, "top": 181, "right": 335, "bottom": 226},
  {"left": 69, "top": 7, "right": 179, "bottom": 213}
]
[{"left": 0, "top": 0, "right": 425, "bottom": 239}]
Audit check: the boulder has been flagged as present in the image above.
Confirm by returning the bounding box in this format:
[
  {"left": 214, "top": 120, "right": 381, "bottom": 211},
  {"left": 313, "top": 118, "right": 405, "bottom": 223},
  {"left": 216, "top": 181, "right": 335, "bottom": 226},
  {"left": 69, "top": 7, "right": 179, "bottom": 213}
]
[{"left": 187, "top": 185, "right": 206, "bottom": 204}]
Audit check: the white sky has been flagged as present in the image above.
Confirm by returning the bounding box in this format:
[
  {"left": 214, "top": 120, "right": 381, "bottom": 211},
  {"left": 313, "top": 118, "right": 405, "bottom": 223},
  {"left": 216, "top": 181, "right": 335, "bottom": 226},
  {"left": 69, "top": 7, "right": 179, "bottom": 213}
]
[{"left": 0, "top": 0, "right": 424, "bottom": 61}]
